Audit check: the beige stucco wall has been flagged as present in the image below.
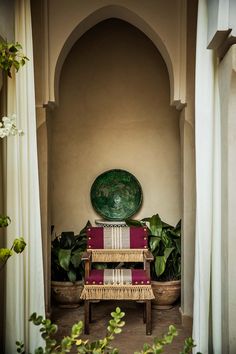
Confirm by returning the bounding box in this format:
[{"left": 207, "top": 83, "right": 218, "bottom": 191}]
[
  {"left": 42, "top": 0, "right": 186, "bottom": 108},
  {"left": 51, "top": 19, "right": 181, "bottom": 234}
]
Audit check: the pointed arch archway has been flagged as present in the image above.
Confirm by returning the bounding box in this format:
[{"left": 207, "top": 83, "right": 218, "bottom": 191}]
[
  {"left": 53, "top": 5, "right": 182, "bottom": 109},
  {"left": 33, "top": 2, "right": 195, "bottom": 322}
]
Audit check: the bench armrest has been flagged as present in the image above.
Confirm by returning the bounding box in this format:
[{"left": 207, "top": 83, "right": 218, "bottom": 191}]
[
  {"left": 144, "top": 250, "right": 154, "bottom": 262},
  {"left": 81, "top": 251, "right": 92, "bottom": 261}
]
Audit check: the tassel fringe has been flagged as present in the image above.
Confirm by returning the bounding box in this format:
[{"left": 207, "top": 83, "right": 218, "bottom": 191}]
[
  {"left": 91, "top": 249, "right": 145, "bottom": 262},
  {"left": 81, "top": 285, "right": 155, "bottom": 300}
]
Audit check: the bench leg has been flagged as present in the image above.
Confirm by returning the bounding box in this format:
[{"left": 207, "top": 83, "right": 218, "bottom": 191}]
[
  {"left": 84, "top": 300, "right": 90, "bottom": 334},
  {"left": 143, "top": 302, "right": 146, "bottom": 323},
  {"left": 146, "top": 300, "right": 152, "bottom": 335},
  {"left": 89, "top": 301, "right": 92, "bottom": 323}
]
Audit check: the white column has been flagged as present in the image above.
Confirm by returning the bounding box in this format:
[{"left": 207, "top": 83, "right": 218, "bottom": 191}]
[
  {"left": 219, "top": 44, "right": 236, "bottom": 354},
  {"left": 193, "top": 0, "right": 222, "bottom": 352}
]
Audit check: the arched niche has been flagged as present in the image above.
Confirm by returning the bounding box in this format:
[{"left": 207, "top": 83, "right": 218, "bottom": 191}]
[
  {"left": 53, "top": 5, "right": 182, "bottom": 109},
  {"left": 35, "top": 2, "right": 195, "bottom": 320},
  {"left": 51, "top": 18, "right": 181, "bottom": 234}
]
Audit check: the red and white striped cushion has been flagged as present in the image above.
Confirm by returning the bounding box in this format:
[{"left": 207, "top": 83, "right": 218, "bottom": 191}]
[
  {"left": 87, "top": 226, "right": 148, "bottom": 250},
  {"left": 85, "top": 269, "right": 151, "bottom": 285}
]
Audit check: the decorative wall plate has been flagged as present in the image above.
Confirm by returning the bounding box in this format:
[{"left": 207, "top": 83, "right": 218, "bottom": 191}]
[{"left": 90, "top": 169, "right": 142, "bottom": 220}]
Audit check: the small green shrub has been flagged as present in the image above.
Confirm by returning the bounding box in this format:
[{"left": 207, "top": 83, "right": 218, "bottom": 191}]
[
  {"left": 16, "top": 307, "right": 200, "bottom": 354},
  {"left": 16, "top": 307, "right": 125, "bottom": 354}
]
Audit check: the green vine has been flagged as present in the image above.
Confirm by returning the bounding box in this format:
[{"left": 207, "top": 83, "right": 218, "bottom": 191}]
[{"left": 0, "top": 41, "right": 29, "bottom": 78}]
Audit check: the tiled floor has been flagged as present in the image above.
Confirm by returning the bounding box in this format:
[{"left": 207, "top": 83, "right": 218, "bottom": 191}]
[{"left": 52, "top": 301, "right": 192, "bottom": 354}]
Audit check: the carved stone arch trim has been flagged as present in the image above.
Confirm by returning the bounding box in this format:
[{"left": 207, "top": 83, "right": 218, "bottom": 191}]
[{"left": 53, "top": 5, "right": 179, "bottom": 108}]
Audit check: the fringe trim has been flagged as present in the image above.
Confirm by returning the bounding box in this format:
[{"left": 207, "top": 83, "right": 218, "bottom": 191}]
[
  {"left": 91, "top": 249, "right": 145, "bottom": 262},
  {"left": 81, "top": 285, "right": 155, "bottom": 300}
]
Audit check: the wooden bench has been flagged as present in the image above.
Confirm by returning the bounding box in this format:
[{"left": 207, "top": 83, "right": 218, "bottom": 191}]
[{"left": 81, "top": 226, "right": 154, "bottom": 335}]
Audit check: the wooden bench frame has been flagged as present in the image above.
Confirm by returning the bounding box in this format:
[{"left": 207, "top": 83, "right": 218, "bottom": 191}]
[{"left": 81, "top": 249, "right": 154, "bottom": 335}]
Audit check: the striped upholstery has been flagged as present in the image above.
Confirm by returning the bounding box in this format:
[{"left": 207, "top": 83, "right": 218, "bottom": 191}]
[
  {"left": 85, "top": 269, "right": 151, "bottom": 285},
  {"left": 87, "top": 226, "right": 148, "bottom": 249}
]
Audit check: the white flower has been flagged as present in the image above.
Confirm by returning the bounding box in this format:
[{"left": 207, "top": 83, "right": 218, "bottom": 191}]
[{"left": 0, "top": 114, "right": 24, "bottom": 138}]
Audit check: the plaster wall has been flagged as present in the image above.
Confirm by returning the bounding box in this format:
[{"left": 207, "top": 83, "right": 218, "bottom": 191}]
[
  {"left": 51, "top": 19, "right": 181, "bottom": 234},
  {"left": 42, "top": 0, "right": 186, "bottom": 107}
]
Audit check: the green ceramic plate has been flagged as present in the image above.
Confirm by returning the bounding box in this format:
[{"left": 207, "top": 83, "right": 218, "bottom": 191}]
[{"left": 90, "top": 169, "right": 143, "bottom": 220}]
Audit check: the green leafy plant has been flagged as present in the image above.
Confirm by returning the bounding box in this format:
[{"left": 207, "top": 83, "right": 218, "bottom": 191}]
[
  {"left": 126, "top": 214, "right": 181, "bottom": 281},
  {"left": 16, "top": 307, "right": 200, "bottom": 354},
  {"left": 0, "top": 41, "right": 29, "bottom": 78},
  {"left": 16, "top": 307, "right": 125, "bottom": 354},
  {"left": 0, "top": 215, "right": 26, "bottom": 271},
  {"left": 135, "top": 325, "right": 201, "bottom": 354},
  {"left": 135, "top": 325, "right": 177, "bottom": 354},
  {"left": 51, "top": 221, "right": 90, "bottom": 282}
]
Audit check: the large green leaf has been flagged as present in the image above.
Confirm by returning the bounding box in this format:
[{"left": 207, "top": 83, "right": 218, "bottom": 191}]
[
  {"left": 161, "top": 229, "right": 171, "bottom": 247},
  {"left": 149, "top": 214, "right": 162, "bottom": 236},
  {"left": 13, "top": 237, "right": 26, "bottom": 253},
  {"left": 164, "top": 247, "right": 174, "bottom": 261},
  {"left": 58, "top": 249, "right": 71, "bottom": 271},
  {"left": 60, "top": 232, "right": 75, "bottom": 249},
  {"left": 174, "top": 239, "right": 181, "bottom": 254},
  {"left": 125, "top": 219, "right": 143, "bottom": 227},
  {"left": 67, "top": 269, "right": 76, "bottom": 282},
  {"left": 149, "top": 236, "right": 161, "bottom": 253},
  {"left": 71, "top": 249, "right": 82, "bottom": 268},
  {"left": 155, "top": 256, "right": 166, "bottom": 276},
  {"left": 73, "top": 238, "right": 87, "bottom": 251},
  {"left": 154, "top": 248, "right": 174, "bottom": 277}
]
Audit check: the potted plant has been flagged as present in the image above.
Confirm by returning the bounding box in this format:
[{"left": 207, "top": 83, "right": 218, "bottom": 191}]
[
  {"left": 126, "top": 214, "right": 181, "bottom": 309},
  {"left": 51, "top": 221, "right": 90, "bottom": 308}
]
